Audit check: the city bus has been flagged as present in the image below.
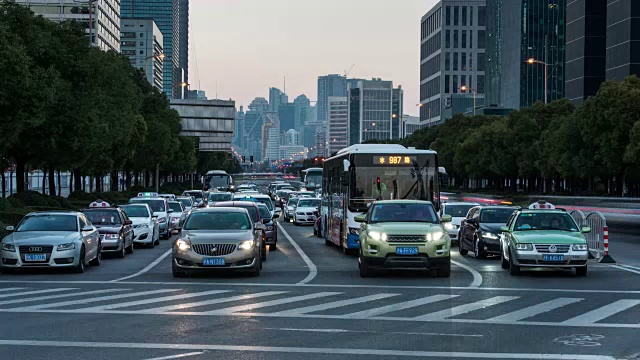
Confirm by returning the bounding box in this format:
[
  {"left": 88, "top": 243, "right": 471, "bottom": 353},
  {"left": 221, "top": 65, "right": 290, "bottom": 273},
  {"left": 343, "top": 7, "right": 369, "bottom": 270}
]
[
  {"left": 322, "top": 144, "right": 442, "bottom": 254},
  {"left": 202, "top": 170, "right": 233, "bottom": 192},
  {"left": 302, "top": 167, "right": 323, "bottom": 191}
]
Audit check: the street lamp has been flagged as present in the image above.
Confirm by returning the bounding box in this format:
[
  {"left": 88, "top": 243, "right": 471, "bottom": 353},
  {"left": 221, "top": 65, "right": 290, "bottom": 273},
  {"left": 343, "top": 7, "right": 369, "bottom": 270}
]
[
  {"left": 417, "top": 103, "right": 432, "bottom": 127},
  {"left": 526, "top": 58, "right": 549, "bottom": 104},
  {"left": 460, "top": 86, "right": 477, "bottom": 117}
]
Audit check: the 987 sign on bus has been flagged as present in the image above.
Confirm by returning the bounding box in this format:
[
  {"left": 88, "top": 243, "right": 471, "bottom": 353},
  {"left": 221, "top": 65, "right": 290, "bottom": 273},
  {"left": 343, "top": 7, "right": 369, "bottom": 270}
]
[{"left": 374, "top": 156, "right": 416, "bottom": 165}]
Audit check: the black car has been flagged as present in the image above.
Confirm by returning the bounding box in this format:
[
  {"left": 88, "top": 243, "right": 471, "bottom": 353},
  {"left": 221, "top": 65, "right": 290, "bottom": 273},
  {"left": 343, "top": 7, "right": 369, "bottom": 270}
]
[
  {"left": 459, "top": 206, "right": 519, "bottom": 259},
  {"left": 81, "top": 207, "right": 134, "bottom": 258}
]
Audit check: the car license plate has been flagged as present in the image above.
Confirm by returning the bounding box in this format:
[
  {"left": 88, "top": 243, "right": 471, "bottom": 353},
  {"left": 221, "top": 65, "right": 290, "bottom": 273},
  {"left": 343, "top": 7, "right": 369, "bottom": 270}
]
[
  {"left": 396, "top": 247, "right": 418, "bottom": 255},
  {"left": 543, "top": 254, "right": 564, "bottom": 262},
  {"left": 202, "top": 257, "right": 225, "bottom": 266},
  {"left": 24, "top": 254, "right": 46, "bottom": 262}
]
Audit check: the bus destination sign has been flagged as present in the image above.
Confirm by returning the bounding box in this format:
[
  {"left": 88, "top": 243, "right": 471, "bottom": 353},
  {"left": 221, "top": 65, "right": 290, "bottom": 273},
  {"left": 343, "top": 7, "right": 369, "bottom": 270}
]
[{"left": 373, "top": 156, "right": 416, "bottom": 165}]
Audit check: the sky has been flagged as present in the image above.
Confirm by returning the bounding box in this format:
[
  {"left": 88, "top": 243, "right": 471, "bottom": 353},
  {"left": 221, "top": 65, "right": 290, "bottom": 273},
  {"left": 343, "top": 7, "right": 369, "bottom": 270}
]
[{"left": 189, "top": 0, "right": 439, "bottom": 116}]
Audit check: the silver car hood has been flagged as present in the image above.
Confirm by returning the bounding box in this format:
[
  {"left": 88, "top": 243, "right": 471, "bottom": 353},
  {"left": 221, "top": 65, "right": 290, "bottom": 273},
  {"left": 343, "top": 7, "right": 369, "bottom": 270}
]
[
  {"left": 129, "top": 217, "right": 150, "bottom": 226},
  {"left": 4, "top": 231, "right": 80, "bottom": 245},
  {"left": 180, "top": 230, "right": 254, "bottom": 244}
]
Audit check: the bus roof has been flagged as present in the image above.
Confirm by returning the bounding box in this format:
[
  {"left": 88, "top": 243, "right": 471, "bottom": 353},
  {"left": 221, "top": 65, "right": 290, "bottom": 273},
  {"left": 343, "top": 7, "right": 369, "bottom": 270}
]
[
  {"left": 327, "top": 144, "right": 437, "bottom": 161},
  {"left": 205, "top": 170, "right": 230, "bottom": 175}
]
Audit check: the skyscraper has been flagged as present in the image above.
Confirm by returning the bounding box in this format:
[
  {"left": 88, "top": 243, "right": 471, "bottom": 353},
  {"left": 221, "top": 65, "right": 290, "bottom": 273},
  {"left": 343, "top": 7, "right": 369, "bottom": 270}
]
[
  {"left": 293, "top": 94, "right": 311, "bottom": 129},
  {"left": 121, "top": 18, "right": 164, "bottom": 91},
  {"left": 317, "top": 75, "right": 347, "bottom": 123},
  {"left": 179, "top": 0, "right": 189, "bottom": 88},
  {"left": 327, "top": 96, "right": 348, "bottom": 155},
  {"left": 605, "top": 0, "right": 640, "bottom": 81},
  {"left": 268, "top": 88, "right": 288, "bottom": 112},
  {"left": 121, "top": 0, "right": 182, "bottom": 99},
  {"left": 348, "top": 79, "right": 402, "bottom": 145},
  {"left": 278, "top": 103, "right": 296, "bottom": 132}
]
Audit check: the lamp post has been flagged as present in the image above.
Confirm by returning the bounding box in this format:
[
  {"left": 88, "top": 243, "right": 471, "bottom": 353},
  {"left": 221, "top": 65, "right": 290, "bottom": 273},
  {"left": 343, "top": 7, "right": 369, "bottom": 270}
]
[
  {"left": 460, "top": 86, "right": 477, "bottom": 117},
  {"left": 417, "top": 103, "right": 432, "bottom": 127},
  {"left": 144, "top": 53, "right": 165, "bottom": 88},
  {"left": 177, "top": 81, "right": 190, "bottom": 100},
  {"left": 526, "top": 58, "right": 549, "bottom": 104}
]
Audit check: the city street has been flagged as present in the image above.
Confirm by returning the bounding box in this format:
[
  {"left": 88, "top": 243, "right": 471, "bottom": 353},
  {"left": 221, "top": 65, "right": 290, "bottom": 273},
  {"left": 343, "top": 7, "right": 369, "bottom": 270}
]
[{"left": 0, "top": 220, "right": 639, "bottom": 360}]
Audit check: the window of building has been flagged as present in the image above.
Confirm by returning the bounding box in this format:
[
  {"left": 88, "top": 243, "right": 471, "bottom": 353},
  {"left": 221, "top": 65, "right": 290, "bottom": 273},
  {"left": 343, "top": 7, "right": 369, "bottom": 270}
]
[
  {"left": 454, "top": 6, "right": 459, "bottom": 26},
  {"left": 469, "top": 53, "right": 473, "bottom": 70},
  {"left": 470, "top": 30, "right": 473, "bottom": 48},
  {"left": 469, "top": 75, "right": 473, "bottom": 90},
  {"left": 453, "top": 52, "right": 458, "bottom": 70},
  {"left": 462, "top": 53, "right": 467, "bottom": 71},
  {"left": 446, "top": 6, "right": 451, "bottom": 26},
  {"left": 462, "top": 6, "right": 467, "bottom": 26},
  {"left": 139, "top": 50, "right": 144, "bottom": 54},
  {"left": 454, "top": 30, "right": 458, "bottom": 48},
  {"left": 139, "top": 33, "right": 144, "bottom": 37},
  {"left": 478, "top": 30, "right": 486, "bottom": 49},
  {"left": 445, "top": 75, "right": 450, "bottom": 93},
  {"left": 446, "top": 30, "right": 450, "bottom": 48},
  {"left": 478, "top": 6, "right": 486, "bottom": 26},
  {"left": 470, "top": 6, "right": 474, "bottom": 26},
  {"left": 477, "top": 75, "right": 485, "bottom": 93},
  {"left": 139, "top": 41, "right": 144, "bottom": 46},
  {"left": 462, "top": 30, "right": 467, "bottom": 48},
  {"left": 477, "top": 53, "right": 485, "bottom": 71},
  {"left": 461, "top": 75, "right": 466, "bottom": 88},
  {"left": 445, "top": 52, "right": 450, "bottom": 70},
  {"left": 453, "top": 75, "right": 458, "bottom": 93}
]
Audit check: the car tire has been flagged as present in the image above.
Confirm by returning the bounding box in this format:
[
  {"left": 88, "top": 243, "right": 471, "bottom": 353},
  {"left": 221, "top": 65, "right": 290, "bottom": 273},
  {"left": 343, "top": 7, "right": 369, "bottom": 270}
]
[
  {"left": 269, "top": 242, "right": 277, "bottom": 251},
  {"left": 74, "top": 246, "right": 86, "bottom": 274},
  {"left": 359, "top": 257, "right": 373, "bottom": 277},
  {"left": 501, "top": 248, "right": 510, "bottom": 269},
  {"left": 509, "top": 248, "right": 520, "bottom": 276},
  {"left": 89, "top": 244, "right": 101, "bottom": 266},
  {"left": 459, "top": 241, "right": 468, "bottom": 256},
  {"left": 474, "top": 237, "right": 485, "bottom": 259},
  {"left": 116, "top": 240, "right": 126, "bottom": 259},
  {"left": 575, "top": 265, "right": 587, "bottom": 277},
  {"left": 249, "top": 257, "right": 261, "bottom": 277},
  {"left": 172, "top": 261, "right": 186, "bottom": 278},
  {"left": 126, "top": 239, "right": 134, "bottom": 254}
]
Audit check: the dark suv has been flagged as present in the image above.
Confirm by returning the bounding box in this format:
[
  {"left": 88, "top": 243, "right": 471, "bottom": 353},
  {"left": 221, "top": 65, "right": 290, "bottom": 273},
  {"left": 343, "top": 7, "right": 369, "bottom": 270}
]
[{"left": 459, "top": 206, "right": 519, "bottom": 259}]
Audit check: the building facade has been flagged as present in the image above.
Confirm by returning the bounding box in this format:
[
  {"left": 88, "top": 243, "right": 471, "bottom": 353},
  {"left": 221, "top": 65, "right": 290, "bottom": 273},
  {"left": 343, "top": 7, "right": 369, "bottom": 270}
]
[
  {"left": 293, "top": 94, "right": 311, "bottom": 129},
  {"left": 17, "top": 0, "right": 121, "bottom": 52},
  {"left": 279, "top": 146, "right": 306, "bottom": 162},
  {"left": 278, "top": 103, "right": 296, "bottom": 132},
  {"left": 179, "top": 0, "right": 189, "bottom": 88},
  {"left": 268, "top": 87, "right": 288, "bottom": 112},
  {"left": 327, "top": 96, "right": 348, "bottom": 155},
  {"left": 486, "top": 0, "right": 566, "bottom": 110},
  {"left": 420, "top": 0, "right": 486, "bottom": 125},
  {"left": 121, "top": 0, "right": 182, "bottom": 99},
  {"left": 605, "top": 0, "right": 640, "bottom": 81},
  {"left": 403, "top": 115, "right": 422, "bottom": 137},
  {"left": 347, "top": 79, "right": 403, "bottom": 145},
  {"left": 120, "top": 18, "right": 164, "bottom": 91},
  {"left": 170, "top": 99, "right": 236, "bottom": 152},
  {"left": 283, "top": 129, "right": 300, "bottom": 146},
  {"left": 317, "top": 74, "right": 347, "bottom": 123}
]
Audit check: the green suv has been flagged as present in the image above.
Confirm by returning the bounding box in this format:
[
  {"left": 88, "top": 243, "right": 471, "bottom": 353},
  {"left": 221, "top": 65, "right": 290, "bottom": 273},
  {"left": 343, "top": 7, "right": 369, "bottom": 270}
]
[
  {"left": 500, "top": 209, "right": 591, "bottom": 276},
  {"left": 355, "top": 200, "right": 452, "bottom": 278}
]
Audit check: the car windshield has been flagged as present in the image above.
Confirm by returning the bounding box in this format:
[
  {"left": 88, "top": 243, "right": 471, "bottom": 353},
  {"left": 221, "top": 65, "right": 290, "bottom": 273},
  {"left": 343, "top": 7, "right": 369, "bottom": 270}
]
[
  {"left": 183, "top": 212, "right": 251, "bottom": 231},
  {"left": 444, "top": 204, "right": 475, "bottom": 217},
  {"left": 514, "top": 213, "right": 579, "bottom": 232},
  {"left": 120, "top": 205, "right": 150, "bottom": 218},
  {"left": 287, "top": 198, "right": 299, "bottom": 206},
  {"left": 130, "top": 199, "right": 166, "bottom": 213},
  {"left": 297, "top": 199, "right": 320, "bottom": 208},
  {"left": 168, "top": 202, "right": 183, "bottom": 212},
  {"left": 84, "top": 210, "right": 122, "bottom": 225},
  {"left": 16, "top": 215, "right": 78, "bottom": 232},
  {"left": 480, "top": 208, "right": 517, "bottom": 223},
  {"left": 178, "top": 198, "right": 192, "bottom": 208},
  {"left": 370, "top": 203, "right": 439, "bottom": 223},
  {"left": 238, "top": 206, "right": 259, "bottom": 223},
  {"left": 257, "top": 205, "right": 271, "bottom": 219},
  {"left": 209, "top": 193, "right": 233, "bottom": 202}
]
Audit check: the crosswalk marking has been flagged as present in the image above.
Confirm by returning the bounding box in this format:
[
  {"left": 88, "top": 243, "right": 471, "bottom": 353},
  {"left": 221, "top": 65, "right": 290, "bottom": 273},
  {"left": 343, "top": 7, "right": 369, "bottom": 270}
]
[
  {"left": 78, "top": 290, "right": 233, "bottom": 311},
  {"left": 0, "top": 288, "right": 24, "bottom": 293},
  {"left": 10, "top": 289, "right": 179, "bottom": 311},
  {"left": 0, "top": 288, "right": 75, "bottom": 299},
  {"left": 0, "top": 289, "right": 128, "bottom": 307},
  {"left": 487, "top": 298, "right": 584, "bottom": 322},
  {"left": 203, "top": 292, "right": 341, "bottom": 315},
  {"left": 562, "top": 299, "right": 640, "bottom": 325},
  {"left": 270, "top": 293, "right": 399, "bottom": 316},
  {"left": 138, "top": 291, "right": 289, "bottom": 313},
  {"left": 413, "top": 296, "right": 520, "bottom": 321},
  {"left": 344, "top": 294, "right": 459, "bottom": 319}
]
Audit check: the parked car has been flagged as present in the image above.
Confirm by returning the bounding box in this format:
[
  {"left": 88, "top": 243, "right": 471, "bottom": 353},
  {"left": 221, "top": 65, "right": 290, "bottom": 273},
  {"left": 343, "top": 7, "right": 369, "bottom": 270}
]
[
  {"left": 293, "top": 198, "right": 321, "bottom": 226},
  {"left": 129, "top": 196, "right": 172, "bottom": 239},
  {"left": 82, "top": 207, "right": 134, "bottom": 258},
  {"left": 171, "top": 207, "right": 266, "bottom": 277},
  {"left": 0, "top": 211, "right": 101, "bottom": 273},
  {"left": 256, "top": 203, "right": 278, "bottom": 251},
  {"left": 119, "top": 204, "right": 160, "bottom": 248},
  {"left": 212, "top": 201, "right": 268, "bottom": 262},
  {"left": 440, "top": 202, "right": 479, "bottom": 244},
  {"left": 459, "top": 206, "right": 519, "bottom": 259}
]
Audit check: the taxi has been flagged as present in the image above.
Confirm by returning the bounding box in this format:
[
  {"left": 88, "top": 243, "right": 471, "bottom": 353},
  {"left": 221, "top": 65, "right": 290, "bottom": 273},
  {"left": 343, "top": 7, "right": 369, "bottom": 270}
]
[{"left": 500, "top": 208, "right": 590, "bottom": 276}]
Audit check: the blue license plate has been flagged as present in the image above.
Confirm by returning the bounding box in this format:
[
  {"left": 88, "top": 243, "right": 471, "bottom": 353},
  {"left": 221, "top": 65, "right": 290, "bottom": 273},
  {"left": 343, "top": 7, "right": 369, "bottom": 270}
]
[
  {"left": 543, "top": 254, "right": 564, "bottom": 262},
  {"left": 396, "top": 247, "right": 418, "bottom": 255},
  {"left": 24, "top": 254, "right": 46, "bottom": 262},
  {"left": 202, "top": 257, "right": 225, "bottom": 266}
]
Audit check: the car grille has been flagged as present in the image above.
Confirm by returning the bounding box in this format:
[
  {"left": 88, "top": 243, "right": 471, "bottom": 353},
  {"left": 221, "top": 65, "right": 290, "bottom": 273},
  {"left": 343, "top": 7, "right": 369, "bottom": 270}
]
[
  {"left": 535, "top": 244, "right": 570, "bottom": 253},
  {"left": 19, "top": 246, "right": 54, "bottom": 254},
  {"left": 386, "top": 235, "right": 426, "bottom": 242},
  {"left": 192, "top": 244, "right": 237, "bottom": 256}
]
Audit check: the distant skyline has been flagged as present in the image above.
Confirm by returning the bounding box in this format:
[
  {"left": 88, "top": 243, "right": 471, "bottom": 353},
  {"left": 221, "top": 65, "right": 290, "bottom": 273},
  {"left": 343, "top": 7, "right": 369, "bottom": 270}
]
[{"left": 190, "top": 0, "right": 438, "bottom": 115}]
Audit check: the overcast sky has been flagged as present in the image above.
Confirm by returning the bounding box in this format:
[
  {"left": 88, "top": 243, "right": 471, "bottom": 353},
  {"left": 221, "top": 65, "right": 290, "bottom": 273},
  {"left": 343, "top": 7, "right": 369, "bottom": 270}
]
[{"left": 190, "top": 0, "right": 439, "bottom": 115}]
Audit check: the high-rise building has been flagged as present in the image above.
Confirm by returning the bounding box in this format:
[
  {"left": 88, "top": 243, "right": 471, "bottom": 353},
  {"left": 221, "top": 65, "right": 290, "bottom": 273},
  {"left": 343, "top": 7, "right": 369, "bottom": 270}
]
[
  {"left": 606, "top": 0, "right": 640, "bottom": 81},
  {"left": 347, "top": 79, "right": 403, "bottom": 145},
  {"left": 16, "top": 0, "right": 121, "bottom": 52},
  {"left": 327, "top": 96, "right": 348, "bottom": 155},
  {"left": 170, "top": 99, "right": 235, "bottom": 152},
  {"left": 264, "top": 128, "right": 281, "bottom": 162},
  {"left": 121, "top": 0, "right": 182, "bottom": 99},
  {"left": 392, "top": 88, "right": 404, "bottom": 139},
  {"left": 419, "top": 0, "right": 486, "bottom": 125},
  {"left": 121, "top": 18, "right": 164, "bottom": 91},
  {"left": 179, "top": 0, "right": 189, "bottom": 88},
  {"left": 261, "top": 118, "right": 276, "bottom": 162},
  {"left": 293, "top": 94, "right": 311, "bottom": 129},
  {"left": 278, "top": 103, "right": 296, "bottom": 132},
  {"left": 486, "top": 0, "right": 566, "bottom": 110},
  {"left": 317, "top": 74, "right": 347, "bottom": 123},
  {"left": 315, "top": 128, "right": 327, "bottom": 158},
  {"left": 234, "top": 106, "right": 245, "bottom": 148},
  {"left": 268, "top": 88, "right": 288, "bottom": 112},
  {"left": 283, "top": 129, "right": 300, "bottom": 146},
  {"left": 248, "top": 97, "right": 269, "bottom": 113}
]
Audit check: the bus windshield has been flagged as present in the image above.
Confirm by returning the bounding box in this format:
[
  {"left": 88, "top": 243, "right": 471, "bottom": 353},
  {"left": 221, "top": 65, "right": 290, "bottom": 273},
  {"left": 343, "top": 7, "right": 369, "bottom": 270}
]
[
  {"left": 205, "top": 175, "right": 231, "bottom": 189},
  {"left": 305, "top": 169, "right": 323, "bottom": 189}
]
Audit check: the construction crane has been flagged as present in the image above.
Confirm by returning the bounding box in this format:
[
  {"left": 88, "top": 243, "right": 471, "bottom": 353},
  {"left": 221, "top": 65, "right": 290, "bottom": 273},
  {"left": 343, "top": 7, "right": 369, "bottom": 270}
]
[{"left": 344, "top": 64, "right": 355, "bottom": 78}]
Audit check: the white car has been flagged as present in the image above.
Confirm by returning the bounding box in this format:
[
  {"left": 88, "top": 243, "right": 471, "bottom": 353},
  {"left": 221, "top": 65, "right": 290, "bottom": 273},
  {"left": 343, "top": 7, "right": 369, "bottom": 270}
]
[
  {"left": 167, "top": 201, "right": 187, "bottom": 232},
  {"left": 159, "top": 194, "right": 177, "bottom": 201},
  {"left": 293, "top": 198, "right": 321, "bottom": 226},
  {"left": 284, "top": 197, "right": 299, "bottom": 222},
  {"left": 120, "top": 204, "right": 160, "bottom": 247},
  {"left": 128, "top": 197, "right": 172, "bottom": 239},
  {"left": 440, "top": 202, "right": 479, "bottom": 244},
  {"left": 176, "top": 196, "right": 195, "bottom": 211}
]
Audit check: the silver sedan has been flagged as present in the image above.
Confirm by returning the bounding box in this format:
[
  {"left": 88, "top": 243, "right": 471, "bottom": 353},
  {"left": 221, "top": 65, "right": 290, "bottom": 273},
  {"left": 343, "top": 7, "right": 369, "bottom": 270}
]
[{"left": 0, "top": 211, "right": 101, "bottom": 273}]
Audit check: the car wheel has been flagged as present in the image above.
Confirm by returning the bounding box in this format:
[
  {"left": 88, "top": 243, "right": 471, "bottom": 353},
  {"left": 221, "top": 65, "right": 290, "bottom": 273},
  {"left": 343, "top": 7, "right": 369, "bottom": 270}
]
[
  {"left": 359, "top": 257, "right": 373, "bottom": 277},
  {"left": 126, "top": 239, "right": 134, "bottom": 254},
  {"left": 89, "top": 244, "right": 101, "bottom": 266},
  {"left": 249, "top": 256, "right": 261, "bottom": 277},
  {"left": 269, "top": 242, "right": 277, "bottom": 251},
  {"left": 501, "top": 248, "right": 510, "bottom": 269},
  {"left": 74, "top": 246, "right": 86, "bottom": 274},
  {"left": 509, "top": 248, "right": 520, "bottom": 276},
  {"left": 575, "top": 265, "right": 588, "bottom": 277},
  {"left": 154, "top": 232, "right": 160, "bottom": 246},
  {"left": 116, "top": 239, "right": 126, "bottom": 259},
  {"left": 459, "top": 240, "right": 468, "bottom": 255},
  {"left": 172, "top": 261, "right": 187, "bottom": 278},
  {"left": 474, "top": 237, "right": 485, "bottom": 259}
]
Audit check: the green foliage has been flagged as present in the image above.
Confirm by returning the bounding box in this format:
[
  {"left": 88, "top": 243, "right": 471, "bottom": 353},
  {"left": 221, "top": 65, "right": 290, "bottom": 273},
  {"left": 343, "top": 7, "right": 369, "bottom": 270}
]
[{"left": 8, "top": 191, "right": 51, "bottom": 207}]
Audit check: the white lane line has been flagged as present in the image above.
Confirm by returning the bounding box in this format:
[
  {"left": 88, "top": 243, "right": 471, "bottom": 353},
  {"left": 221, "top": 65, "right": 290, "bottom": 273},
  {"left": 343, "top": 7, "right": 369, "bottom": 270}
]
[
  {"left": 263, "top": 327, "right": 484, "bottom": 337},
  {"left": 414, "top": 296, "right": 520, "bottom": 321},
  {"left": 488, "top": 298, "right": 584, "bottom": 322},
  {"left": 142, "top": 351, "right": 206, "bottom": 360},
  {"left": 78, "top": 290, "right": 232, "bottom": 311},
  {"left": 270, "top": 293, "right": 399, "bottom": 316},
  {"left": 344, "top": 294, "right": 459, "bottom": 319},
  {"left": 10, "top": 289, "right": 179, "bottom": 311},
  {"left": 137, "top": 291, "right": 287, "bottom": 313},
  {"left": 0, "top": 339, "right": 616, "bottom": 359},
  {"left": 621, "top": 264, "right": 640, "bottom": 271},
  {"left": 0, "top": 289, "right": 128, "bottom": 307},
  {"left": 611, "top": 265, "right": 640, "bottom": 275},
  {"left": 202, "top": 292, "right": 340, "bottom": 315},
  {"left": 0, "top": 288, "right": 24, "bottom": 293},
  {"left": 0, "top": 288, "right": 75, "bottom": 299},
  {"left": 109, "top": 249, "right": 172, "bottom": 282},
  {"left": 562, "top": 299, "right": 640, "bottom": 325},
  {"left": 451, "top": 260, "right": 483, "bottom": 288},
  {"left": 276, "top": 222, "right": 317, "bottom": 284}
]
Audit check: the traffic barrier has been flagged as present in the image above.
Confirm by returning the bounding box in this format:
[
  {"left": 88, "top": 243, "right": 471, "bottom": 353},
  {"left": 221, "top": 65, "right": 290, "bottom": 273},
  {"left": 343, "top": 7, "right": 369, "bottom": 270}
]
[
  {"left": 569, "top": 210, "right": 593, "bottom": 259},
  {"left": 584, "top": 211, "right": 616, "bottom": 264}
]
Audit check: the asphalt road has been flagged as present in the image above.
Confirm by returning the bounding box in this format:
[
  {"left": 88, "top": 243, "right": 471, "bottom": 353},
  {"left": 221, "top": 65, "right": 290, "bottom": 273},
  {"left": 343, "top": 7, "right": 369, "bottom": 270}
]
[{"left": 0, "top": 219, "right": 639, "bottom": 360}]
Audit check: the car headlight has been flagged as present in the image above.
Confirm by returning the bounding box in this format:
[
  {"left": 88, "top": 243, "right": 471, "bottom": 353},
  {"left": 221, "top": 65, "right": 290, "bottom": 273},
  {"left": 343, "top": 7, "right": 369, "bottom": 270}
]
[
  {"left": 104, "top": 234, "right": 119, "bottom": 240},
  {"left": 426, "top": 231, "right": 445, "bottom": 241},
  {"left": 444, "top": 222, "right": 454, "bottom": 230},
  {"left": 572, "top": 244, "right": 588, "bottom": 251},
  {"left": 239, "top": 240, "right": 254, "bottom": 250},
  {"left": 176, "top": 239, "right": 191, "bottom": 251},
  {"left": 349, "top": 227, "right": 359, "bottom": 235},
  {"left": 1, "top": 243, "right": 16, "bottom": 252},
  {"left": 56, "top": 243, "right": 76, "bottom": 251},
  {"left": 482, "top": 232, "right": 499, "bottom": 239},
  {"left": 516, "top": 243, "right": 533, "bottom": 251},
  {"left": 368, "top": 231, "right": 387, "bottom": 241}
]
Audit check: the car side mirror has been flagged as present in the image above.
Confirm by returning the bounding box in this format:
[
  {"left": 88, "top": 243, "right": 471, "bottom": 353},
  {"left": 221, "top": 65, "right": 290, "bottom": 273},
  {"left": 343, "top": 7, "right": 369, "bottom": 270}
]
[
  {"left": 441, "top": 214, "right": 453, "bottom": 223},
  {"left": 500, "top": 226, "right": 511, "bottom": 233},
  {"left": 581, "top": 226, "right": 591, "bottom": 234},
  {"left": 82, "top": 225, "right": 94, "bottom": 232},
  {"left": 124, "top": 220, "right": 133, "bottom": 226},
  {"left": 354, "top": 214, "right": 367, "bottom": 223},
  {"left": 5, "top": 226, "right": 14, "bottom": 232},
  {"left": 255, "top": 223, "right": 267, "bottom": 231}
]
